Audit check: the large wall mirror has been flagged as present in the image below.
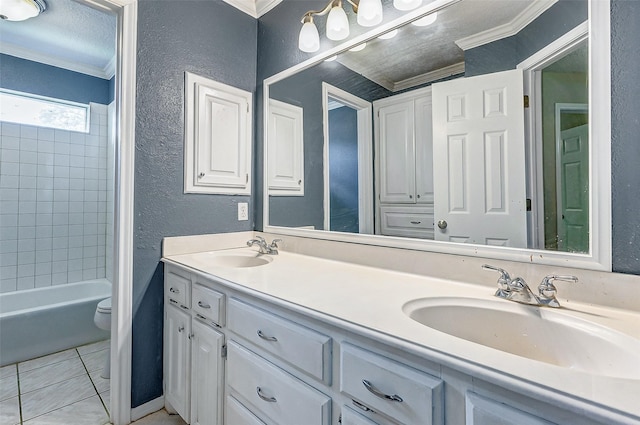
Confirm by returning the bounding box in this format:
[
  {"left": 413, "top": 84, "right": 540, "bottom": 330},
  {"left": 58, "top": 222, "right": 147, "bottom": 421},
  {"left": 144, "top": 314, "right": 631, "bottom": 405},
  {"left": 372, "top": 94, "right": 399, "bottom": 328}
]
[{"left": 263, "top": 0, "right": 611, "bottom": 271}]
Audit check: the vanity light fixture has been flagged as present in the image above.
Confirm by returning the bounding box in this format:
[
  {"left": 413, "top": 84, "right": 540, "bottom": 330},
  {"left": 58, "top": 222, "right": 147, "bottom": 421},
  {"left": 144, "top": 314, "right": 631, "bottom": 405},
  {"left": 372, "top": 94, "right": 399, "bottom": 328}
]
[
  {"left": 299, "top": 0, "right": 418, "bottom": 52},
  {"left": 0, "top": 0, "right": 46, "bottom": 21},
  {"left": 393, "top": 0, "right": 422, "bottom": 11}
]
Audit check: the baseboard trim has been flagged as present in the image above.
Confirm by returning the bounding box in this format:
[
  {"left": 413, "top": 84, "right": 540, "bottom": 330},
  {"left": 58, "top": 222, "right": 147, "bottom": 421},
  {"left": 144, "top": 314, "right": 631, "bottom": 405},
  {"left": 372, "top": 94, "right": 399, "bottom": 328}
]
[{"left": 130, "top": 396, "right": 164, "bottom": 422}]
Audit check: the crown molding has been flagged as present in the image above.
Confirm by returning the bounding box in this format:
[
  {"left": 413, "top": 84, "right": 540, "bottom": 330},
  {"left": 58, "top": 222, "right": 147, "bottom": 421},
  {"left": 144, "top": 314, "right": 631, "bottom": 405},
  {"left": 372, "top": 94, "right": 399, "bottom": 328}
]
[
  {"left": 0, "top": 42, "right": 113, "bottom": 80},
  {"left": 392, "top": 62, "right": 465, "bottom": 91},
  {"left": 222, "top": 0, "right": 283, "bottom": 18},
  {"left": 455, "top": 0, "right": 557, "bottom": 51}
]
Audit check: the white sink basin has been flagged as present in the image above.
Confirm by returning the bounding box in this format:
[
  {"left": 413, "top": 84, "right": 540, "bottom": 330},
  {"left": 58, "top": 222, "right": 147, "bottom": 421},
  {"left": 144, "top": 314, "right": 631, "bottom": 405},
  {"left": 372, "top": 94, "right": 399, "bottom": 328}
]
[
  {"left": 403, "top": 297, "right": 640, "bottom": 379},
  {"left": 207, "top": 252, "right": 273, "bottom": 268}
]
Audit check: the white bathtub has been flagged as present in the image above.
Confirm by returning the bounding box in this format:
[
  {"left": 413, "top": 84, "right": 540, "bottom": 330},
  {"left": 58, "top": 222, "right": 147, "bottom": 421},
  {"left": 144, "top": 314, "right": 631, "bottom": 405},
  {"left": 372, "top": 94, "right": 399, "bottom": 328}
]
[{"left": 0, "top": 279, "right": 111, "bottom": 366}]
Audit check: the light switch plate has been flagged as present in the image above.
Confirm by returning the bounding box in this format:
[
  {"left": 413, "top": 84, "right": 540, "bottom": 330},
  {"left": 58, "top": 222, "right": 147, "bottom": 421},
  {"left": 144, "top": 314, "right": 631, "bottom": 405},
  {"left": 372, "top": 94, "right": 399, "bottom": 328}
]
[{"left": 238, "top": 202, "right": 248, "bottom": 221}]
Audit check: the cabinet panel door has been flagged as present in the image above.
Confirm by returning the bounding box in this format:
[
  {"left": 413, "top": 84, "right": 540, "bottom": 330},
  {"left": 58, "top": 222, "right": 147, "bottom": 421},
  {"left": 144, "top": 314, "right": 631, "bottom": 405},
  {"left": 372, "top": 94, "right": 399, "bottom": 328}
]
[
  {"left": 190, "top": 319, "right": 224, "bottom": 425},
  {"left": 465, "top": 392, "right": 556, "bottom": 425},
  {"left": 184, "top": 72, "right": 252, "bottom": 195},
  {"left": 414, "top": 94, "right": 434, "bottom": 204},
  {"left": 226, "top": 396, "right": 267, "bottom": 425},
  {"left": 268, "top": 99, "right": 304, "bottom": 195},
  {"left": 378, "top": 102, "right": 415, "bottom": 203},
  {"left": 164, "top": 304, "right": 191, "bottom": 422}
]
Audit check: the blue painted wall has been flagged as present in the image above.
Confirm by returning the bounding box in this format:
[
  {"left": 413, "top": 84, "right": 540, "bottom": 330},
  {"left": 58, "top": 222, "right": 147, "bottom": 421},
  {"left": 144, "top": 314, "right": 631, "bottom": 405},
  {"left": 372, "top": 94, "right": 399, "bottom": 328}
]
[
  {"left": 0, "top": 54, "right": 111, "bottom": 105},
  {"left": 132, "top": 0, "right": 257, "bottom": 407},
  {"left": 329, "top": 106, "right": 359, "bottom": 233},
  {"left": 256, "top": 0, "right": 640, "bottom": 274},
  {"left": 611, "top": 0, "right": 640, "bottom": 273}
]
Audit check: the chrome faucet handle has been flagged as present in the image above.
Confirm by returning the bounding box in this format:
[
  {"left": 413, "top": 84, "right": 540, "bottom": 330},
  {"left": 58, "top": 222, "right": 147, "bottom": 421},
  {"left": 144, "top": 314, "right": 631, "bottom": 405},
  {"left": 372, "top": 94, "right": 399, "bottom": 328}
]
[
  {"left": 482, "top": 264, "right": 512, "bottom": 298},
  {"left": 538, "top": 275, "right": 578, "bottom": 304},
  {"left": 270, "top": 239, "right": 282, "bottom": 248}
]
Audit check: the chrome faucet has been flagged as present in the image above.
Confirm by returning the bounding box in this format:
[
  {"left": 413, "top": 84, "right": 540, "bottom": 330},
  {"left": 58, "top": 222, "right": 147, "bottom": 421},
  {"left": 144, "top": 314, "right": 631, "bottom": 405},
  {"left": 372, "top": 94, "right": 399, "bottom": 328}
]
[
  {"left": 482, "top": 264, "right": 578, "bottom": 308},
  {"left": 247, "top": 236, "right": 282, "bottom": 255}
]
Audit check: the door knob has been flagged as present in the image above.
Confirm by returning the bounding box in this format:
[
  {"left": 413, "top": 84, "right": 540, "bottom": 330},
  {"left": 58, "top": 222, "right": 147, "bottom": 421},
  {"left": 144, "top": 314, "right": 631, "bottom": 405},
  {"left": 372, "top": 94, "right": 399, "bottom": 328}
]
[{"left": 437, "top": 220, "right": 448, "bottom": 230}]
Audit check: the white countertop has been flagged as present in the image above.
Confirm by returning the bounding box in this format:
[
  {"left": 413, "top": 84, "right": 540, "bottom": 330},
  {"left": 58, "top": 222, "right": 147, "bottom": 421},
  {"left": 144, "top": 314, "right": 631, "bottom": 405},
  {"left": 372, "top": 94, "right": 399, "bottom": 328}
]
[{"left": 163, "top": 246, "right": 640, "bottom": 422}]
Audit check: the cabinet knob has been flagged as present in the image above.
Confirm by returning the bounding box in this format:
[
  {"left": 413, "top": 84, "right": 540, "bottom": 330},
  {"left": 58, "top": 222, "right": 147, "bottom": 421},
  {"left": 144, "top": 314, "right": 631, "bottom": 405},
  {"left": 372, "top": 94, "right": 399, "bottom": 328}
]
[
  {"left": 409, "top": 195, "right": 413, "bottom": 199},
  {"left": 437, "top": 220, "right": 448, "bottom": 230},
  {"left": 177, "top": 326, "right": 184, "bottom": 333},
  {"left": 169, "top": 287, "right": 180, "bottom": 294},
  {"left": 198, "top": 172, "right": 205, "bottom": 178}
]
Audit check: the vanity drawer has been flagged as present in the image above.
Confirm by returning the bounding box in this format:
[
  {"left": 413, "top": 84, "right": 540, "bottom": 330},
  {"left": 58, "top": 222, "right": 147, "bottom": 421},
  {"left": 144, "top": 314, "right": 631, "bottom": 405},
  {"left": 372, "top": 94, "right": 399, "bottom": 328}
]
[
  {"left": 340, "top": 343, "right": 443, "bottom": 425},
  {"left": 380, "top": 206, "right": 434, "bottom": 239},
  {"left": 226, "top": 341, "right": 331, "bottom": 425},
  {"left": 165, "top": 265, "right": 190, "bottom": 308},
  {"left": 342, "top": 405, "right": 382, "bottom": 425},
  {"left": 227, "top": 298, "right": 331, "bottom": 383},
  {"left": 226, "top": 395, "right": 267, "bottom": 425},
  {"left": 191, "top": 283, "right": 225, "bottom": 326}
]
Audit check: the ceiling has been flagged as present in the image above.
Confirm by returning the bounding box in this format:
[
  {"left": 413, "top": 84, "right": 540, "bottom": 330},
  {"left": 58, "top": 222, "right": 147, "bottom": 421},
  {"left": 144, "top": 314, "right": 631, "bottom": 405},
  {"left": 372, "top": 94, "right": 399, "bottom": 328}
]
[
  {"left": 336, "top": 0, "right": 557, "bottom": 91},
  {"left": 0, "top": 0, "right": 116, "bottom": 79}
]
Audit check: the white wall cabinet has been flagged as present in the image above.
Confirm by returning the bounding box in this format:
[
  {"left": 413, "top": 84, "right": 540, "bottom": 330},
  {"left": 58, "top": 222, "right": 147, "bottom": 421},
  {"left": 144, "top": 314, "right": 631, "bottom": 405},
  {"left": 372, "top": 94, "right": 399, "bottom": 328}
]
[
  {"left": 374, "top": 87, "right": 434, "bottom": 238},
  {"left": 164, "top": 261, "right": 615, "bottom": 425},
  {"left": 268, "top": 99, "right": 304, "bottom": 196},
  {"left": 184, "top": 72, "right": 252, "bottom": 195}
]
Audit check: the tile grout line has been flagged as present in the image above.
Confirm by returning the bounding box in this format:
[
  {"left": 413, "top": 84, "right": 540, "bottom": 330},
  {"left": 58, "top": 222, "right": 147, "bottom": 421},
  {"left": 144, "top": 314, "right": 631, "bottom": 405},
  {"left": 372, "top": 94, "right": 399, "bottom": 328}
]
[
  {"left": 78, "top": 348, "right": 111, "bottom": 420},
  {"left": 15, "top": 363, "right": 23, "bottom": 425}
]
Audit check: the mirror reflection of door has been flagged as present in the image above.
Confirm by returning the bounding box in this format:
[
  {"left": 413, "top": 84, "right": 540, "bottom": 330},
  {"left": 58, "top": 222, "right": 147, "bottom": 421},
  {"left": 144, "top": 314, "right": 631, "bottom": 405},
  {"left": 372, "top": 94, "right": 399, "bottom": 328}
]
[
  {"left": 541, "top": 43, "right": 589, "bottom": 252},
  {"left": 327, "top": 99, "right": 359, "bottom": 233}
]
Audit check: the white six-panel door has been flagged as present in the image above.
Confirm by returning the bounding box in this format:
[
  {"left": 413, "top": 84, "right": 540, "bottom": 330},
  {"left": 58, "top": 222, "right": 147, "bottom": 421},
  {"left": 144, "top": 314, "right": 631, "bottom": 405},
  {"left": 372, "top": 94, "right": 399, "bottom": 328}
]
[{"left": 432, "top": 69, "right": 527, "bottom": 247}]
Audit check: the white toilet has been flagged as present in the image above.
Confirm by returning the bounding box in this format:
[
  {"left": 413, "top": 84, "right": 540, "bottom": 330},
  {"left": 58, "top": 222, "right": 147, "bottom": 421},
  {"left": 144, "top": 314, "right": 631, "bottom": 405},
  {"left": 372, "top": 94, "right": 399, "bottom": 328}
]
[{"left": 93, "top": 297, "right": 111, "bottom": 379}]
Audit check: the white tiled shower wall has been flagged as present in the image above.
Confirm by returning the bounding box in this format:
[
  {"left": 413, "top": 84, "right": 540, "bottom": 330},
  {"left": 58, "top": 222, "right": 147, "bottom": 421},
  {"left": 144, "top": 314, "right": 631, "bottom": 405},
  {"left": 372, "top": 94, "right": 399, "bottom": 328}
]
[{"left": 0, "top": 103, "right": 114, "bottom": 293}]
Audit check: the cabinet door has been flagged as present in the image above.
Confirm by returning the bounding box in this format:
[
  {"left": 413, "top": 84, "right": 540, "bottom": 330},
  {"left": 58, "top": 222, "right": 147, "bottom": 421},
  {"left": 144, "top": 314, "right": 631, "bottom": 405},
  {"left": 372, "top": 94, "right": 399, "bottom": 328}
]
[
  {"left": 190, "top": 319, "right": 225, "bottom": 425},
  {"left": 184, "top": 72, "right": 252, "bottom": 195},
  {"left": 414, "top": 94, "right": 434, "bottom": 204},
  {"left": 377, "top": 101, "right": 416, "bottom": 204},
  {"left": 466, "top": 392, "right": 556, "bottom": 425},
  {"left": 164, "top": 304, "right": 191, "bottom": 422},
  {"left": 268, "top": 99, "right": 305, "bottom": 196}
]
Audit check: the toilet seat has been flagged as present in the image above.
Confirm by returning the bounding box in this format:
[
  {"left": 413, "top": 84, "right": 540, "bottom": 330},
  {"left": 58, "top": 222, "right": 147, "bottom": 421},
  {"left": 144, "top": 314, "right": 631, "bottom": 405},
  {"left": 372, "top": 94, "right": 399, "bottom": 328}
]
[{"left": 97, "top": 297, "right": 111, "bottom": 314}]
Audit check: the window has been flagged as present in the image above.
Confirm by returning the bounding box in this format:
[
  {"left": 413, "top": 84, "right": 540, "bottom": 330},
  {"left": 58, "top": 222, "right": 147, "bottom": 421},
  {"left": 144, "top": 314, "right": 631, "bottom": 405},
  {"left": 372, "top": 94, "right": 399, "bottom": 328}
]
[{"left": 0, "top": 89, "right": 89, "bottom": 132}]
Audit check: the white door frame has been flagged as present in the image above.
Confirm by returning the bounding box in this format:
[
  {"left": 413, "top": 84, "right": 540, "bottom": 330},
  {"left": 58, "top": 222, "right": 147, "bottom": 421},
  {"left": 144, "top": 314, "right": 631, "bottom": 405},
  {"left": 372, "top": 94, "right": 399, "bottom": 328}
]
[
  {"left": 555, "top": 103, "right": 588, "bottom": 249},
  {"left": 80, "top": 0, "right": 137, "bottom": 424},
  {"left": 518, "top": 21, "right": 588, "bottom": 250},
  {"left": 321, "top": 83, "right": 373, "bottom": 234}
]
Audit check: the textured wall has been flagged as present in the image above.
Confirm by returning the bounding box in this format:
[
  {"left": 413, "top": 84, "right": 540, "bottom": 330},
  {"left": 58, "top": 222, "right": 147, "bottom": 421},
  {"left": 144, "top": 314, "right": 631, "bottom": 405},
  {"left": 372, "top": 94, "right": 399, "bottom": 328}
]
[
  {"left": 256, "top": 0, "right": 639, "bottom": 274},
  {"left": 611, "top": 0, "right": 640, "bottom": 274},
  {"left": 0, "top": 54, "right": 111, "bottom": 105},
  {"left": 133, "top": 0, "right": 257, "bottom": 407}
]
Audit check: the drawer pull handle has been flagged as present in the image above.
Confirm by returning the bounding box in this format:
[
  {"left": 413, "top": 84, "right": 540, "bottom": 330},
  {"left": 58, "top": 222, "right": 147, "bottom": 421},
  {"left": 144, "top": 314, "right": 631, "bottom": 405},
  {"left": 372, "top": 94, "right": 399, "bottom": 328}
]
[
  {"left": 197, "top": 301, "right": 211, "bottom": 309},
  {"left": 180, "top": 304, "right": 189, "bottom": 310},
  {"left": 362, "top": 380, "right": 403, "bottom": 403},
  {"left": 256, "top": 387, "right": 277, "bottom": 403},
  {"left": 352, "top": 399, "right": 375, "bottom": 413},
  {"left": 169, "top": 287, "right": 180, "bottom": 294},
  {"left": 257, "top": 330, "right": 278, "bottom": 342},
  {"left": 410, "top": 221, "right": 421, "bottom": 224},
  {"left": 169, "top": 299, "right": 178, "bottom": 304}
]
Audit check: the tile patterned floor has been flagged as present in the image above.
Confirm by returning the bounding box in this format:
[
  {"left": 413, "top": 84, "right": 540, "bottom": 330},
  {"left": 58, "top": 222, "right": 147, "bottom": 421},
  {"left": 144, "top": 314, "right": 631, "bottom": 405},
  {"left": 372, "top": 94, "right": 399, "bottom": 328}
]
[
  {"left": 0, "top": 340, "right": 111, "bottom": 425},
  {"left": 0, "top": 340, "right": 185, "bottom": 425}
]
